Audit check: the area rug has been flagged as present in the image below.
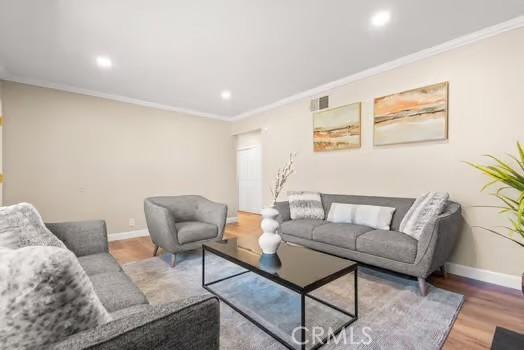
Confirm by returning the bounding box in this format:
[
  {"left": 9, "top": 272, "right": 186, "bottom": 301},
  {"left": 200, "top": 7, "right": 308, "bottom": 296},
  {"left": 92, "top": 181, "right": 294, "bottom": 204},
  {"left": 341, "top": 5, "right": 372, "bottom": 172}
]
[{"left": 123, "top": 251, "right": 463, "bottom": 350}]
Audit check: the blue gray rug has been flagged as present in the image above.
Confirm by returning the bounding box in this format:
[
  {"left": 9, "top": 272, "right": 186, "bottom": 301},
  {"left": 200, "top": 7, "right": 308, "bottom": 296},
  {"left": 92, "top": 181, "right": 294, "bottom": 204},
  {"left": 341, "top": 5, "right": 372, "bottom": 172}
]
[{"left": 123, "top": 251, "right": 463, "bottom": 349}]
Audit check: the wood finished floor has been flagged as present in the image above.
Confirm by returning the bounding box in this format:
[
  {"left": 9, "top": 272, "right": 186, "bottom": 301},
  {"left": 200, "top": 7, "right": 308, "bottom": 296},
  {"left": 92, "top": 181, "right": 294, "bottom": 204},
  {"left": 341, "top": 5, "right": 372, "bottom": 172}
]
[{"left": 109, "top": 211, "right": 524, "bottom": 350}]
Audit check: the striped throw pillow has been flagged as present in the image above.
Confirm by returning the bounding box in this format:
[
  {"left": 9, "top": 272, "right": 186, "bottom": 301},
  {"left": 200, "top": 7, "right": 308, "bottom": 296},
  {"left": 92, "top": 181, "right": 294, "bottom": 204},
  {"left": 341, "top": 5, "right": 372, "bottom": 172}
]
[
  {"left": 287, "top": 191, "right": 325, "bottom": 220},
  {"left": 400, "top": 192, "right": 449, "bottom": 240}
]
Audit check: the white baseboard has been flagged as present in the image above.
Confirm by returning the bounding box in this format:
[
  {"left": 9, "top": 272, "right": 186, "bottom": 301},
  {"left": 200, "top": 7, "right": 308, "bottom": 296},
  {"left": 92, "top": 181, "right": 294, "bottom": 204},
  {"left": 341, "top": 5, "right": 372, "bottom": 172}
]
[
  {"left": 108, "top": 229, "right": 149, "bottom": 242},
  {"left": 109, "top": 216, "right": 239, "bottom": 241},
  {"left": 445, "top": 262, "right": 521, "bottom": 290}
]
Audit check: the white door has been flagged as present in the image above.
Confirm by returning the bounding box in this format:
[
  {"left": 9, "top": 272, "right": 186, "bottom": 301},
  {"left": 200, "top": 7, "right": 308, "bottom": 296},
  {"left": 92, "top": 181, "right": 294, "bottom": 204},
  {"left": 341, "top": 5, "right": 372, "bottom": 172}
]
[{"left": 237, "top": 145, "right": 262, "bottom": 213}]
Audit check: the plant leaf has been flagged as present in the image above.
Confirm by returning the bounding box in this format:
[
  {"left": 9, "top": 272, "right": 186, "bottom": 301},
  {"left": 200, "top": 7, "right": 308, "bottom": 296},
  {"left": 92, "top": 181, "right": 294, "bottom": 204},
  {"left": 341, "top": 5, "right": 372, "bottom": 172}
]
[{"left": 472, "top": 226, "right": 524, "bottom": 248}]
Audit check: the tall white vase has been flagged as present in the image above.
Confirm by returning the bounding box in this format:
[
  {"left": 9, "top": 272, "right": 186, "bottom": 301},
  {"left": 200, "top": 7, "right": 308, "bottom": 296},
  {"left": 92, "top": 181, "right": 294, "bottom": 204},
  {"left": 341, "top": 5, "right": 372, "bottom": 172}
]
[{"left": 258, "top": 207, "right": 281, "bottom": 254}]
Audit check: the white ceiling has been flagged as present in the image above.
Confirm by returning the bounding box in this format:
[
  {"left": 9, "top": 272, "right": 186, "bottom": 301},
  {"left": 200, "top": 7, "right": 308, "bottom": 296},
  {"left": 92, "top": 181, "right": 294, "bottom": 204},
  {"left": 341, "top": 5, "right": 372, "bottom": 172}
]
[{"left": 1, "top": 0, "right": 523, "bottom": 119}]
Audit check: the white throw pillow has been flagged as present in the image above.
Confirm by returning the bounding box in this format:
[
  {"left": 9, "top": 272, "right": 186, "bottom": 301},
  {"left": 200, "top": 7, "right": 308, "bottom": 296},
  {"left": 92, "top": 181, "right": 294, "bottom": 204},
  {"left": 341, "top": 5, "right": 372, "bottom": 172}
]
[
  {"left": 327, "top": 203, "right": 396, "bottom": 230},
  {"left": 288, "top": 191, "right": 325, "bottom": 220},
  {"left": 0, "top": 246, "right": 111, "bottom": 349}
]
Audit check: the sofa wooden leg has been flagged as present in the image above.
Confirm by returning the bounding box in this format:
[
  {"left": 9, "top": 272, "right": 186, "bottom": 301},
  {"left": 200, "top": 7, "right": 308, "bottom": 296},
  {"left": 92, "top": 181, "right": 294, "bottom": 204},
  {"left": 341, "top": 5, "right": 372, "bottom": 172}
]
[
  {"left": 440, "top": 265, "right": 448, "bottom": 279},
  {"left": 418, "top": 277, "right": 428, "bottom": 296},
  {"left": 170, "top": 253, "right": 176, "bottom": 268},
  {"left": 153, "top": 245, "right": 159, "bottom": 257}
]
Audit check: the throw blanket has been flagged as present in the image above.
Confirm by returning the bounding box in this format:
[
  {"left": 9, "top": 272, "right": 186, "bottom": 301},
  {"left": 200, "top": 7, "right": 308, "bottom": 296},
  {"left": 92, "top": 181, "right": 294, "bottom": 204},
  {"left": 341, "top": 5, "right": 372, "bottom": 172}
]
[{"left": 400, "top": 192, "right": 449, "bottom": 240}]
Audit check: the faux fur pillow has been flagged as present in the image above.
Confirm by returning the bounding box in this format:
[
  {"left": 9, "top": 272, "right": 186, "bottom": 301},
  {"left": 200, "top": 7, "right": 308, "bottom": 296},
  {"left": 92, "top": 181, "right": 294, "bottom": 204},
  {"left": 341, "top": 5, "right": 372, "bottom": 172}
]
[
  {"left": 0, "top": 203, "right": 66, "bottom": 249},
  {"left": 0, "top": 246, "right": 111, "bottom": 349},
  {"left": 287, "top": 191, "right": 325, "bottom": 220}
]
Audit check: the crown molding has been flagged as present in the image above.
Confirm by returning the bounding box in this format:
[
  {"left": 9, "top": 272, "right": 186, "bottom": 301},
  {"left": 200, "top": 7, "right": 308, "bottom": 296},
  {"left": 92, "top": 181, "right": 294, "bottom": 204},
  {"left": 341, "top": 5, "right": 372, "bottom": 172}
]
[
  {"left": 231, "top": 15, "right": 524, "bottom": 121},
  {"left": 3, "top": 16, "right": 523, "bottom": 122},
  {"left": 1, "top": 75, "right": 231, "bottom": 121}
]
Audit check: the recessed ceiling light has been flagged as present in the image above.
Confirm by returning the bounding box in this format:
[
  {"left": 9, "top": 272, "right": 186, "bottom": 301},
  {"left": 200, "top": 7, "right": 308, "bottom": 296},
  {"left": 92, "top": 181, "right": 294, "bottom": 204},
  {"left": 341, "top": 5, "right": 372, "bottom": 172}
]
[
  {"left": 221, "top": 90, "right": 232, "bottom": 100},
  {"left": 371, "top": 10, "right": 391, "bottom": 27},
  {"left": 96, "top": 56, "right": 112, "bottom": 69}
]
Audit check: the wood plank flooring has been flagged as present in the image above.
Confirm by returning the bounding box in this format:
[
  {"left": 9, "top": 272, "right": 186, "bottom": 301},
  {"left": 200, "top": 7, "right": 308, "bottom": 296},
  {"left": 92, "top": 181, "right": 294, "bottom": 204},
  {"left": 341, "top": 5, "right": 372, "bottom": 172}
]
[{"left": 109, "top": 211, "right": 524, "bottom": 350}]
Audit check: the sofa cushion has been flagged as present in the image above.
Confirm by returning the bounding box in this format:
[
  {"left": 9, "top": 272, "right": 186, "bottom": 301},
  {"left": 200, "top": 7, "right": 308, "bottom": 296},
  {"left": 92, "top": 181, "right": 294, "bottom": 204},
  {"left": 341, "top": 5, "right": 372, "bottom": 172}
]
[
  {"left": 78, "top": 253, "right": 123, "bottom": 276},
  {"left": 89, "top": 272, "right": 148, "bottom": 312},
  {"left": 356, "top": 230, "right": 418, "bottom": 263},
  {"left": 280, "top": 219, "right": 325, "bottom": 240},
  {"left": 312, "top": 223, "right": 374, "bottom": 250},
  {"left": 176, "top": 221, "right": 218, "bottom": 244}
]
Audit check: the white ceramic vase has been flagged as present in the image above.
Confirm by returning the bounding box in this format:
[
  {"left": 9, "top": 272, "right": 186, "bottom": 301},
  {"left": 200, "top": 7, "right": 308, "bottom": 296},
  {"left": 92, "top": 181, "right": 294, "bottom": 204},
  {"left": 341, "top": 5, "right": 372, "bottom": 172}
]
[{"left": 258, "top": 207, "right": 282, "bottom": 254}]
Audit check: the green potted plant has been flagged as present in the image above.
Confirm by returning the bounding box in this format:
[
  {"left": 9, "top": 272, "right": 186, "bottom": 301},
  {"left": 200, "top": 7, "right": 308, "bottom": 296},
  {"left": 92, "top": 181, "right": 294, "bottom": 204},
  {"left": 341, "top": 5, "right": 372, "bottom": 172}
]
[{"left": 467, "top": 141, "right": 524, "bottom": 293}]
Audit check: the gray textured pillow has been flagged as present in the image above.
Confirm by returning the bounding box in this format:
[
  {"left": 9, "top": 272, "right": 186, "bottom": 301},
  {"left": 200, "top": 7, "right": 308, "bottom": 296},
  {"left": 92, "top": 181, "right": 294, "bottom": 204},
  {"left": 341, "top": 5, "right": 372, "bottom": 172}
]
[
  {"left": 399, "top": 192, "right": 449, "bottom": 240},
  {"left": 287, "top": 191, "right": 325, "bottom": 220},
  {"left": 0, "top": 246, "right": 111, "bottom": 349},
  {"left": 0, "top": 203, "right": 66, "bottom": 249}
]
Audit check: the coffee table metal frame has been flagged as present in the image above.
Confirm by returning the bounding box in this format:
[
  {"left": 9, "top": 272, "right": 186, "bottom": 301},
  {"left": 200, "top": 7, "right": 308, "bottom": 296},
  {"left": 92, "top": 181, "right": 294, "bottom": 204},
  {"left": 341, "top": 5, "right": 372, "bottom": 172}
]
[{"left": 202, "top": 243, "right": 358, "bottom": 350}]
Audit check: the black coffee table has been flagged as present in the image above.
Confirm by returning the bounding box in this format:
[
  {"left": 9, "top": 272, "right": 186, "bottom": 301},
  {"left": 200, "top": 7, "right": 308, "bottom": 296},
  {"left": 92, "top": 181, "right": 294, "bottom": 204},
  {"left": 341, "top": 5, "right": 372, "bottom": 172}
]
[{"left": 202, "top": 237, "right": 358, "bottom": 350}]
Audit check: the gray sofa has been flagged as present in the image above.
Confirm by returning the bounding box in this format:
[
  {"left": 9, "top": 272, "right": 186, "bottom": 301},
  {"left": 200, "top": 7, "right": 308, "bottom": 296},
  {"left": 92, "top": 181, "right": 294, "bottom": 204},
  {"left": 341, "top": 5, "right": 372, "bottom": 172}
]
[
  {"left": 44, "top": 220, "right": 220, "bottom": 350},
  {"left": 275, "top": 194, "right": 462, "bottom": 296},
  {"left": 145, "top": 195, "right": 227, "bottom": 267}
]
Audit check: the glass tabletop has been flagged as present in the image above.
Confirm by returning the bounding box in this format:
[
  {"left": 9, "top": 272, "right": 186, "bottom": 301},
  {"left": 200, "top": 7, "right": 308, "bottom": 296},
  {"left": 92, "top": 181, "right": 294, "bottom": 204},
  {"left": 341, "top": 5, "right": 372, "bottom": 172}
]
[{"left": 203, "top": 236, "right": 357, "bottom": 293}]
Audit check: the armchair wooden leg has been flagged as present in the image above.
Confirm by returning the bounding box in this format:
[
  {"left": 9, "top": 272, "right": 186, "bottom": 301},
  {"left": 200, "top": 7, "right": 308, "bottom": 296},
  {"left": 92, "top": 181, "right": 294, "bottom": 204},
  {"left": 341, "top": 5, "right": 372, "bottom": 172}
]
[
  {"left": 153, "top": 245, "right": 159, "bottom": 257},
  {"left": 418, "top": 277, "right": 428, "bottom": 296},
  {"left": 440, "top": 265, "right": 448, "bottom": 279},
  {"left": 170, "top": 253, "right": 176, "bottom": 268}
]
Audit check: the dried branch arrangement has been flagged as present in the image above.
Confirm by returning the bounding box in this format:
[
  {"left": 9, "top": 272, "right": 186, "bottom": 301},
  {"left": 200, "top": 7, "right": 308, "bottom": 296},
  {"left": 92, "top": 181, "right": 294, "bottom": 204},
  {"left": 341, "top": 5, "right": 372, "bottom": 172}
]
[{"left": 270, "top": 153, "right": 296, "bottom": 205}]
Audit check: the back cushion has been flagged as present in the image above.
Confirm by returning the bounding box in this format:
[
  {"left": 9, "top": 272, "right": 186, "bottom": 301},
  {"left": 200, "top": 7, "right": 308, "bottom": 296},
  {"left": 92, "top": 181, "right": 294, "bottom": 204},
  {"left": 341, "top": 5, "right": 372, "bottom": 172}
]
[
  {"left": 147, "top": 196, "right": 201, "bottom": 222},
  {"left": 321, "top": 194, "right": 415, "bottom": 231}
]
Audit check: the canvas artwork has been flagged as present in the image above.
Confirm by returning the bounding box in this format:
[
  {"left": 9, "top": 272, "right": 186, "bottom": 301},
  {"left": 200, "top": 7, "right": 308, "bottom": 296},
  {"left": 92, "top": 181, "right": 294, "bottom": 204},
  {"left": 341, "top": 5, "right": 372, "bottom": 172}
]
[
  {"left": 374, "top": 82, "right": 448, "bottom": 146},
  {"left": 313, "top": 102, "right": 361, "bottom": 152}
]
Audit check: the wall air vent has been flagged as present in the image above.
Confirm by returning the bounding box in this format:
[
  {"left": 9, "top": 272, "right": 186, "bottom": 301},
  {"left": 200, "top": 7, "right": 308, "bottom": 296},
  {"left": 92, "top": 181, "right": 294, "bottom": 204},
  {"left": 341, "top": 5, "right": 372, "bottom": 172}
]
[{"left": 310, "top": 95, "right": 329, "bottom": 112}]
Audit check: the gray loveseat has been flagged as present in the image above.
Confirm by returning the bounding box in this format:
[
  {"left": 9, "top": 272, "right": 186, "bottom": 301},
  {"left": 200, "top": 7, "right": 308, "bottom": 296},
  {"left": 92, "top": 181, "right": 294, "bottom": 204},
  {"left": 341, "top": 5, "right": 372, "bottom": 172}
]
[
  {"left": 275, "top": 194, "right": 462, "bottom": 296},
  {"left": 45, "top": 220, "right": 220, "bottom": 349}
]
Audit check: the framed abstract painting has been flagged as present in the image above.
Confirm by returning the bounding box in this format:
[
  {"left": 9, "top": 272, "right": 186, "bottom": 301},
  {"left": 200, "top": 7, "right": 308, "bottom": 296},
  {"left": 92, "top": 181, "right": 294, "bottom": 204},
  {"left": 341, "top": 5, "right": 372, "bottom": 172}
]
[
  {"left": 374, "top": 82, "right": 449, "bottom": 146},
  {"left": 313, "top": 102, "right": 361, "bottom": 152}
]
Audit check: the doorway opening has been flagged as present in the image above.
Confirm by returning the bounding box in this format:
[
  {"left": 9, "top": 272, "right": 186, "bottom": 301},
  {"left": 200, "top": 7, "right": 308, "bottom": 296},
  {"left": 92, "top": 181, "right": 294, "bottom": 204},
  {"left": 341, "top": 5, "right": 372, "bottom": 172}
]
[{"left": 236, "top": 131, "right": 262, "bottom": 214}]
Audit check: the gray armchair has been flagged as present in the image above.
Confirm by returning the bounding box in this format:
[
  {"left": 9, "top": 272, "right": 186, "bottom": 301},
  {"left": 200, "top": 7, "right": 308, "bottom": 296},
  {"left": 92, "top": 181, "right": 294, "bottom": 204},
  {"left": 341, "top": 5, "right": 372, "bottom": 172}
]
[{"left": 144, "top": 195, "right": 227, "bottom": 267}]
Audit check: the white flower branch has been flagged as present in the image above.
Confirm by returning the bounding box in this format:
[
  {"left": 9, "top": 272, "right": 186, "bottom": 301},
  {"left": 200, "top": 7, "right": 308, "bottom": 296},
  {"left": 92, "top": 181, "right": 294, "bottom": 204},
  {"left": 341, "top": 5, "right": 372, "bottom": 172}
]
[{"left": 270, "top": 152, "right": 296, "bottom": 205}]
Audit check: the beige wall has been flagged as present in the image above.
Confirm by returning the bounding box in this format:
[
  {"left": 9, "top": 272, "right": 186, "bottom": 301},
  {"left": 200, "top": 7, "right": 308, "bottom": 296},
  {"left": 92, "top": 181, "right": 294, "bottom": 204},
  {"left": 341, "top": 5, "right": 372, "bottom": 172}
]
[
  {"left": 232, "top": 28, "right": 524, "bottom": 277},
  {"left": 1, "top": 28, "right": 522, "bottom": 278},
  {"left": 2, "top": 82, "right": 237, "bottom": 234},
  {"left": 235, "top": 130, "right": 262, "bottom": 149}
]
